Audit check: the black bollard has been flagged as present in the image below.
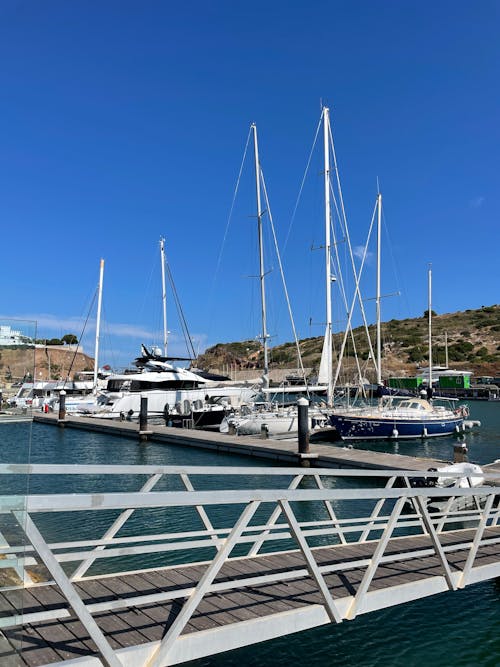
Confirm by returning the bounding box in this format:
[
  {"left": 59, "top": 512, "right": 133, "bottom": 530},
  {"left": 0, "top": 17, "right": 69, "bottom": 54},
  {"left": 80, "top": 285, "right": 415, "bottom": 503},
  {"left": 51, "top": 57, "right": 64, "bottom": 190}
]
[
  {"left": 297, "top": 397, "right": 318, "bottom": 467},
  {"left": 139, "top": 394, "right": 148, "bottom": 437},
  {"left": 58, "top": 390, "right": 67, "bottom": 425},
  {"left": 297, "top": 397, "right": 309, "bottom": 454}
]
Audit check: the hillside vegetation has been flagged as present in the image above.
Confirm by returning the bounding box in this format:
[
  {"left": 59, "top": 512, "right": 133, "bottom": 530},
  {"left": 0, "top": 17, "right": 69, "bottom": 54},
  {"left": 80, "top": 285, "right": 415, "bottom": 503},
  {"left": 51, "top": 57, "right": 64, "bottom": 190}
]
[{"left": 196, "top": 304, "right": 500, "bottom": 380}]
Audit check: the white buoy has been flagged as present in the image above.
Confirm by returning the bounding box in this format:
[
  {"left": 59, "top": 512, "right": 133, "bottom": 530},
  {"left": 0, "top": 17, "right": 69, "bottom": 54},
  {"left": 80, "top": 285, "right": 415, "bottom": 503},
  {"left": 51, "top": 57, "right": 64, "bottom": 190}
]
[
  {"left": 392, "top": 428, "right": 399, "bottom": 439},
  {"left": 422, "top": 427, "right": 428, "bottom": 438}
]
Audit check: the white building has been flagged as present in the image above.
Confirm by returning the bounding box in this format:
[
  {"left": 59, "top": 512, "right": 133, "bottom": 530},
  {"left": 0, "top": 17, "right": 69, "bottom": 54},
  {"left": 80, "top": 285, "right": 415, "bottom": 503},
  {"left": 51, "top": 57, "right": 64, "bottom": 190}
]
[{"left": 0, "top": 325, "right": 34, "bottom": 346}]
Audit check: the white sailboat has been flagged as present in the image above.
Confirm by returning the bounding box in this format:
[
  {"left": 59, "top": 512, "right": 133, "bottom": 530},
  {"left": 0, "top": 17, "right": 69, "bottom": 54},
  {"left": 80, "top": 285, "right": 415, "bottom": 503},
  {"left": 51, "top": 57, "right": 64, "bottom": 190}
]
[
  {"left": 218, "top": 121, "right": 333, "bottom": 438},
  {"left": 44, "top": 259, "right": 107, "bottom": 414}
]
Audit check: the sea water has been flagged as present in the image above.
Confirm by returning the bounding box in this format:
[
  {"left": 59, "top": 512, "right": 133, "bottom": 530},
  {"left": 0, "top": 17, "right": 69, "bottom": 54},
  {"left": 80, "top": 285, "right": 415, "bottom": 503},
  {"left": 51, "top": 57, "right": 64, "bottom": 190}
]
[{"left": 2, "top": 401, "right": 499, "bottom": 667}]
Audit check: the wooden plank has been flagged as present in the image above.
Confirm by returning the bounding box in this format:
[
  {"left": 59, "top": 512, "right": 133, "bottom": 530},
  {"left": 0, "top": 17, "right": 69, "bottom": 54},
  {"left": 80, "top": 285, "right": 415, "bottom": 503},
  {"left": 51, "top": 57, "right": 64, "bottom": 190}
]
[
  {"left": 0, "top": 629, "right": 29, "bottom": 667},
  {"left": 1, "top": 589, "right": 45, "bottom": 617}
]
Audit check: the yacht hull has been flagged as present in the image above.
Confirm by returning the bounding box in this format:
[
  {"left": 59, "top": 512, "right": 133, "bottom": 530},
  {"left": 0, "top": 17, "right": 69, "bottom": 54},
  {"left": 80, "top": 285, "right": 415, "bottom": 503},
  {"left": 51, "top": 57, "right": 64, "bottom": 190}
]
[{"left": 329, "top": 413, "right": 463, "bottom": 441}]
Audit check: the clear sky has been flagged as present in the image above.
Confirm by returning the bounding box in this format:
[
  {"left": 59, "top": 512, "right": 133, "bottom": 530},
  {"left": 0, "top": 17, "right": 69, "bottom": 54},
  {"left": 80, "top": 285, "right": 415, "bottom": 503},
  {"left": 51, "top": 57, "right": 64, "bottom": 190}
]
[{"left": 0, "top": 1, "right": 498, "bottom": 368}]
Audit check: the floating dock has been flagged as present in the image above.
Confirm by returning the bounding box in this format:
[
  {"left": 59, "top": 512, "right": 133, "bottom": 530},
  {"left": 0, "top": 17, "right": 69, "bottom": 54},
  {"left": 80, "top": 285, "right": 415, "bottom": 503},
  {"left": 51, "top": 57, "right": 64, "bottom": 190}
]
[{"left": 32, "top": 412, "right": 452, "bottom": 471}]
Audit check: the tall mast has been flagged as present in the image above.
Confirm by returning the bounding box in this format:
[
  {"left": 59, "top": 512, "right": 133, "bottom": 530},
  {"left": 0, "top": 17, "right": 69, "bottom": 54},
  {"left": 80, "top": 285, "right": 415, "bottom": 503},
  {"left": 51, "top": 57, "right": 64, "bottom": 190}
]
[
  {"left": 323, "top": 107, "right": 333, "bottom": 405},
  {"left": 251, "top": 123, "right": 269, "bottom": 389},
  {"left": 160, "top": 237, "right": 168, "bottom": 357},
  {"left": 444, "top": 331, "right": 449, "bottom": 369},
  {"left": 428, "top": 265, "right": 433, "bottom": 392},
  {"left": 93, "top": 258, "right": 104, "bottom": 395},
  {"left": 376, "top": 192, "right": 382, "bottom": 386}
]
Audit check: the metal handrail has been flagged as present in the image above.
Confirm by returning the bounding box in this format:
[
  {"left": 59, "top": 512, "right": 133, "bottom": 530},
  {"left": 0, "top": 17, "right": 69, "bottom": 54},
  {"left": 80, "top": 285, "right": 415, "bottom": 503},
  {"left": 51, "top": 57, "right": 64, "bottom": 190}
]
[{"left": 1, "top": 464, "right": 499, "bottom": 667}]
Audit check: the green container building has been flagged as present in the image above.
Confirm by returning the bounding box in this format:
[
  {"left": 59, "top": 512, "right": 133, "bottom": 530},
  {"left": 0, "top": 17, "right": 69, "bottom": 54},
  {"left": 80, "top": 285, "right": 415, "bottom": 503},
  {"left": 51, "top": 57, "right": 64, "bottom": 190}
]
[{"left": 438, "top": 375, "right": 471, "bottom": 389}]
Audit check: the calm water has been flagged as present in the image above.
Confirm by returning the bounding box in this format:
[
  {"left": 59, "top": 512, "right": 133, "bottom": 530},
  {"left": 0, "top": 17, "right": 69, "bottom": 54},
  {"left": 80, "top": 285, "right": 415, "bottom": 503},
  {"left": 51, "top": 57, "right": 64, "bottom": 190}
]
[{"left": 2, "top": 401, "right": 500, "bottom": 667}]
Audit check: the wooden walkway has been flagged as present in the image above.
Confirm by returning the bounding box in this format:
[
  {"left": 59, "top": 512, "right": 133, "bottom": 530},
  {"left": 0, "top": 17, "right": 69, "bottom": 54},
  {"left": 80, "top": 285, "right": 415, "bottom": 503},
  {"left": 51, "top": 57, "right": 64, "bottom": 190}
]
[
  {"left": 2, "top": 526, "right": 500, "bottom": 667},
  {"left": 33, "top": 413, "right": 448, "bottom": 472},
  {"left": 1, "top": 463, "right": 499, "bottom": 667}
]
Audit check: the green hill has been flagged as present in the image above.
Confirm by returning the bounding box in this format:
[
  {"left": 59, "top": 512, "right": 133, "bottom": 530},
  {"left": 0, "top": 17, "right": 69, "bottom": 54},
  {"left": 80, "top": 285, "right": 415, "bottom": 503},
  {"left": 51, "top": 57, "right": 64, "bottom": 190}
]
[{"left": 196, "top": 304, "right": 500, "bottom": 380}]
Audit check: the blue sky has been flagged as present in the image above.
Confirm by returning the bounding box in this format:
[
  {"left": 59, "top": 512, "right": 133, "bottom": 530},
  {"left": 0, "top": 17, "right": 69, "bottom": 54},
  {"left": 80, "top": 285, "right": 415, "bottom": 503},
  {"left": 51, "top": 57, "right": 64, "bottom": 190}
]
[{"left": 0, "top": 1, "right": 498, "bottom": 368}]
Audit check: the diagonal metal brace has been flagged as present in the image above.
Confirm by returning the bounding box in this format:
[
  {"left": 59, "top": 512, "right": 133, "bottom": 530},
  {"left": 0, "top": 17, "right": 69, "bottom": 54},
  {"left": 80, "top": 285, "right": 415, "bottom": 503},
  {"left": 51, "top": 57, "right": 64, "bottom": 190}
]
[
  {"left": 346, "top": 496, "right": 405, "bottom": 620},
  {"left": 72, "top": 472, "right": 163, "bottom": 580},
  {"left": 13, "top": 511, "right": 122, "bottom": 667},
  {"left": 414, "top": 495, "right": 456, "bottom": 591},
  {"left": 146, "top": 500, "right": 260, "bottom": 667},
  {"left": 457, "top": 493, "right": 496, "bottom": 589},
  {"left": 278, "top": 498, "right": 342, "bottom": 623}
]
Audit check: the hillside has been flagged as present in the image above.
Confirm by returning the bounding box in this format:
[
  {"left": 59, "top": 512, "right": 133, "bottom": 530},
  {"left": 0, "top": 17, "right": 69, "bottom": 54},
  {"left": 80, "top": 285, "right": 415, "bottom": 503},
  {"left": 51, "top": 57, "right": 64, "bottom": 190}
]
[
  {"left": 196, "top": 305, "right": 500, "bottom": 381},
  {"left": 0, "top": 345, "right": 94, "bottom": 384}
]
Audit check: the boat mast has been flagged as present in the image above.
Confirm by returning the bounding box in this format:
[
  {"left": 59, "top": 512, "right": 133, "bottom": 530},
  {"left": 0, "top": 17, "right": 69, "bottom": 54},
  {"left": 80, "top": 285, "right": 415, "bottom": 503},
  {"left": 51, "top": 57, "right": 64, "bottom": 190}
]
[
  {"left": 93, "top": 258, "right": 104, "bottom": 395},
  {"left": 251, "top": 123, "right": 269, "bottom": 389},
  {"left": 160, "top": 237, "right": 168, "bottom": 357},
  {"left": 444, "top": 331, "right": 449, "bottom": 369},
  {"left": 376, "top": 192, "right": 382, "bottom": 386},
  {"left": 323, "top": 107, "right": 333, "bottom": 405},
  {"left": 428, "top": 265, "right": 433, "bottom": 394}
]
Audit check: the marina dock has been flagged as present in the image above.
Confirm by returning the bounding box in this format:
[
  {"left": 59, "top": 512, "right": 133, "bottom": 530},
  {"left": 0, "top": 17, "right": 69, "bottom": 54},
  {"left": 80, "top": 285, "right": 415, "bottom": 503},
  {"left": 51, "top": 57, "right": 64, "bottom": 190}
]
[{"left": 33, "top": 412, "right": 450, "bottom": 471}]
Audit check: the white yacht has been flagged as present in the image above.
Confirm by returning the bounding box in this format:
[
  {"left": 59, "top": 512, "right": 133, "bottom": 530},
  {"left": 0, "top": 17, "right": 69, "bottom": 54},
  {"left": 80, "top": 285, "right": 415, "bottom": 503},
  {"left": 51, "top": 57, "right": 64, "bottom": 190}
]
[{"left": 80, "top": 346, "right": 258, "bottom": 420}]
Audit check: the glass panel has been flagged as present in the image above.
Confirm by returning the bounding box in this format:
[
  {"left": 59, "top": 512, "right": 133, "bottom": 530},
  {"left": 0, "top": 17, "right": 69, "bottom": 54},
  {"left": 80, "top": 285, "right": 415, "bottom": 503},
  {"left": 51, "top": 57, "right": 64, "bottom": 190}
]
[{"left": 0, "top": 318, "right": 36, "bottom": 665}]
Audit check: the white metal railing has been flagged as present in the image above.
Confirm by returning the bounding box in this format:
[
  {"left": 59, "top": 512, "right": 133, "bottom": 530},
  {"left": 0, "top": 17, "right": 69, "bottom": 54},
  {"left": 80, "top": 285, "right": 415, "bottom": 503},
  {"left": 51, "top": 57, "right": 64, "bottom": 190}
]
[{"left": 0, "top": 464, "right": 499, "bottom": 667}]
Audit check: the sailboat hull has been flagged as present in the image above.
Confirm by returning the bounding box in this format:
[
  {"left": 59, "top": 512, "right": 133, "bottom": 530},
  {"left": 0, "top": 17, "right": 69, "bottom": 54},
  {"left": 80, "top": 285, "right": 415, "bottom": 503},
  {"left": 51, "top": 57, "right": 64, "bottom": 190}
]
[{"left": 329, "top": 413, "right": 463, "bottom": 441}]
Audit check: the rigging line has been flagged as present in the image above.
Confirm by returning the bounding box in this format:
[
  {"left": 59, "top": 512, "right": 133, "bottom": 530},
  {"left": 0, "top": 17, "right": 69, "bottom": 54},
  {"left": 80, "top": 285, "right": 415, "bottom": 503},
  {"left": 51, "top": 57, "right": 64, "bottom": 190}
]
[
  {"left": 62, "top": 289, "right": 98, "bottom": 388},
  {"left": 328, "top": 187, "right": 365, "bottom": 389},
  {"left": 332, "top": 198, "right": 378, "bottom": 391},
  {"left": 137, "top": 245, "right": 157, "bottom": 327},
  {"left": 260, "top": 170, "right": 309, "bottom": 395},
  {"left": 208, "top": 126, "right": 253, "bottom": 304},
  {"left": 165, "top": 261, "right": 196, "bottom": 360},
  {"left": 382, "top": 204, "right": 406, "bottom": 316},
  {"left": 282, "top": 114, "right": 323, "bottom": 255},
  {"left": 99, "top": 304, "right": 117, "bottom": 371},
  {"left": 327, "top": 124, "right": 377, "bottom": 374}
]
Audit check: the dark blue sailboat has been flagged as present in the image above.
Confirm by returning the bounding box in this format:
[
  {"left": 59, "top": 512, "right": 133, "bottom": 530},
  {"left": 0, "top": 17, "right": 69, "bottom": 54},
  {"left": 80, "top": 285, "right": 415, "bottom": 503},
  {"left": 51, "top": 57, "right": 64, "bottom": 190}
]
[{"left": 330, "top": 397, "right": 466, "bottom": 441}]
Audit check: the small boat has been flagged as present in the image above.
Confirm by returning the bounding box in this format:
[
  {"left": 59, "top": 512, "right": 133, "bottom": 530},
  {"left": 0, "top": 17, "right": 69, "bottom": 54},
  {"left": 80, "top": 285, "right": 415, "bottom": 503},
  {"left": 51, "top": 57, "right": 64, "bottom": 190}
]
[
  {"left": 220, "top": 402, "right": 331, "bottom": 438},
  {"left": 409, "top": 461, "right": 487, "bottom": 513}
]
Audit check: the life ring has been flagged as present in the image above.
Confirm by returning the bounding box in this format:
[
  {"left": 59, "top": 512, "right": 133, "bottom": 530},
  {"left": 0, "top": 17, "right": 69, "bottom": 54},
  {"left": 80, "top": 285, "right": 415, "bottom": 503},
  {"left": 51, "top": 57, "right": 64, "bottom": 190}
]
[{"left": 460, "top": 405, "right": 469, "bottom": 418}]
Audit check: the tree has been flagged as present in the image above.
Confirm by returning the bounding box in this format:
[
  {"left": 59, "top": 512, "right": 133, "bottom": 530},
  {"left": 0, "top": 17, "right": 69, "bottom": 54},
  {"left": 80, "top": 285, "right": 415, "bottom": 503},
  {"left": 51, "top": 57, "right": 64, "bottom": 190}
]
[
  {"left": 62, "top": 334, "right": 79, "bottom": 345},
  {"left": 423, "top": 309, "right": 437, "bottom": 319}
]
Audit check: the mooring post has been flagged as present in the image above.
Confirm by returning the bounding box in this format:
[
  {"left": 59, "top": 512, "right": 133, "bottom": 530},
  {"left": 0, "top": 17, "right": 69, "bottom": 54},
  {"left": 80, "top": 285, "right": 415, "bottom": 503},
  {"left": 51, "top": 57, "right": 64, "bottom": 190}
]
[
  {"left": 298, "top": 397, "right": 309, "bottom": 453},
  {"left": 297, "top": 397, "right": 317, "bottom": 467},
  {"left": 58, "top": 390, "right": 67, "bottom": 426},
  {"left": 139, "top": 394, "right": 151, "bottom": 441}
]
